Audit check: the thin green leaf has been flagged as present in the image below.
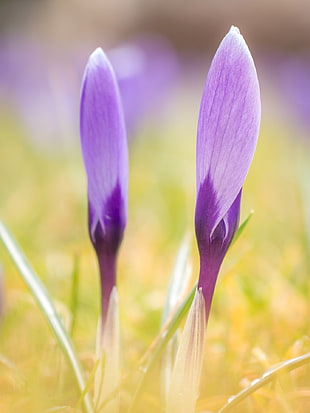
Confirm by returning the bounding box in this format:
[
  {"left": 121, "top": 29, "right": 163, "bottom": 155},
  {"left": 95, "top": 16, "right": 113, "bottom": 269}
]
[
  {"left": 127, "top": 283, "right": 197, "bottom": 413},
  {"left": 96, "top": 285, "right": 196, "bottom": 413},
  {"left": 70, "top": 256, "right": 80, "bottom": 336},
  {"left": 126, "top": 213, "right": 253, "bottom": 412},
  {"left": 102, "top": 211, "right": 253, "bottom": 411},
  {"left": 217, "top": 352, "right": 310, "bottom": 413},
  {"left": 74, "top": 358, "right": 100, "bottom": 413},
  {"left": 0, "top": 221, "right": 93, "bottom": 413},
  {"left": 231, "top": 210, "right": 254, "bottom": 247}
]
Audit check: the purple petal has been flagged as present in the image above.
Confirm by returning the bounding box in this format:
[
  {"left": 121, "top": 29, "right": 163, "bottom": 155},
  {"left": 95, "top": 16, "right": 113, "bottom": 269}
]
[
  {"left": 80, "top": 48, "right": 128, "bottom": 246},
  {"left": 196, "top": 26, "right": 260, "bottom": 235},
  {"left": 80, "top": 48, "right": 128, "bottom": 326},
  {"left": 196, "top": 188, "right": 241, "bottom": 311}
]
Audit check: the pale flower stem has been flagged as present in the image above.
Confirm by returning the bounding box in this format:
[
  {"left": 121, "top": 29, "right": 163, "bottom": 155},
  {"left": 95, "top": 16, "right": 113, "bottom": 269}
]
[
  {"left": 94, "top": 286, "right": 120, "bottom": 413},
  {"left": 161, "top": 235, "right": 192, "bottom": 404},
  {"left": 166, "top": 288, "right": 206, "bottom": 413}
]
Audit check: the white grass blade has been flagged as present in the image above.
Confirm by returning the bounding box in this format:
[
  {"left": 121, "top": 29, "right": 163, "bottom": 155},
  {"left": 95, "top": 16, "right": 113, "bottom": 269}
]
[
  {"left": 167, "top": 288, "right": 206, "bottom": 413},
  {"left": 95, "top": 286, "right": 120, "bottom": 413}
]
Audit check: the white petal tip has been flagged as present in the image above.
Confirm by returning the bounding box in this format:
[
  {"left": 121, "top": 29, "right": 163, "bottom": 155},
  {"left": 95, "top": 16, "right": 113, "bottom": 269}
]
[
  {"left": 229, "top": 25, "right": 240, "bottom": 35},
  {"left": 92, "top": 47, "right": 104, "bottom": 58},
  {"left": 88, "top": 47, "right": 111, "bottom": 70}
]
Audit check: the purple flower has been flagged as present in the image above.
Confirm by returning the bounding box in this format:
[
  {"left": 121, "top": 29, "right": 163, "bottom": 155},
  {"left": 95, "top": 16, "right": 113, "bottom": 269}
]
[
  {"left": 195, "top": 26, "right": 261, "bottom": 319},
  {"left": 273, "top": 53, "right": 310, "bottom": 133},
  {"left": 0, "top": 35, "right": 79, "bottom": 150},
  {"left": 108, "top": 35, "right": 179, "bottom": 136},
  {"left": 80, "top": 48, "right": 128, "bottom": 327}
]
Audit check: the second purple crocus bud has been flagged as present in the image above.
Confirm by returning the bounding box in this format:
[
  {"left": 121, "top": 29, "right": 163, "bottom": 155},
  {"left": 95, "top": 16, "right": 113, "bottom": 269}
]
[
  {"left": 195, "top": 26, "right": 261, "bottom": 320},
  {"left": 80, "top": 48, "right": 128, "bottom": 329},
  {"left": 168, "top": 26, "right": 261, "bottom": 413}
]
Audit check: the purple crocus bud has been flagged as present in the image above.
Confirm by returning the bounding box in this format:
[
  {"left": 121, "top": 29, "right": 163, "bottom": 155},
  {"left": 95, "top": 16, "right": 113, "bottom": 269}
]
[
  {"left": 195, "top": 26, "right": 261, "bottom": 319},
  {"left": 80, "top": 48, "right": 128, "bottom": 328}
]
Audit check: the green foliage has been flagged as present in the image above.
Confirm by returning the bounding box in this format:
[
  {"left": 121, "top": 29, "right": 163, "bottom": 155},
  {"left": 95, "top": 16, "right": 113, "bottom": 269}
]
[
  {"left": 0, "top": 95, "right": 310, "bottom": 413},
  {"left": 0, "top": 222, "right": 93, "bottom": 413}
]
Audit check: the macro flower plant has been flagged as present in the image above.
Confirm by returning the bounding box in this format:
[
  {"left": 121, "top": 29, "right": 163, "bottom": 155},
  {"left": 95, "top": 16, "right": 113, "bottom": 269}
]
[
  {"left": 80, "top": 47, "right": 128, "bottom": 331},
  {"left": 80, "top": 48, "right": 128, "bottom": 412},
  {"left": 167, "top": 26, "right": 261, "bottom": 413},
  {"left": 195, "top": 26, "right": 260, "bottom": 319},
  {"left": 0, "top": 25, "right": 266, "bottom": 413},
  {"left": 78, "top": 25, "right": 260, "bottom": 413}
]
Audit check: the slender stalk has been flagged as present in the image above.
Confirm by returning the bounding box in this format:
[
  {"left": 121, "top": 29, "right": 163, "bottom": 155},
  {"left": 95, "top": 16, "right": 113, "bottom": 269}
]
[{"left": 96, "top": 249, "right": 117, "bottom": 330}]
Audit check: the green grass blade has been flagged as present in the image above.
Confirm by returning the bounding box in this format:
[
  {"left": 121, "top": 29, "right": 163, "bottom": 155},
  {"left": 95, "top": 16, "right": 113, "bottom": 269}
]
[
  {"left": 96, "top": 284, "right": 197, "bottom": 413},
  {"left": 217, "top": 352, "right": 310, "bottom": 412},
  {"left": 74, "top": 358, "right": 100, "bottom": 413},
  {"left": 0, "top": 221, "right": 93, "bottom": 413},
  {"left": 231, "top": 210, "right": 254, "bottom": 247},
  {"left": 127, "top": 283, "right": 197, "bottom": 413},
  {"left": 126, "top": 211, "right": 254, "bottom": 412},
  {"left": 70, "top": 256, "right": 80, "bottom": 336},
  {"left": 98, "top": 211, "right": 254, "bottom": 412}
]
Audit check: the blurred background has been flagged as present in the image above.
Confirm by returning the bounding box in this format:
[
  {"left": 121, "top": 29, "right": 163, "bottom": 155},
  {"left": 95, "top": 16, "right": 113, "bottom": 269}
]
[
  {"left": 1, "top": 0, "right": 310, "bottom": 147},
  {"left": 1, "top": 1, "right": 310, "bottom": 412}
]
